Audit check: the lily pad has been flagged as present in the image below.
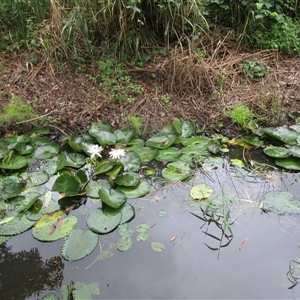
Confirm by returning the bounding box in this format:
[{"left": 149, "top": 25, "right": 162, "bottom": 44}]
[
  {"left": 134, "top": 147, "right": 158, "bottom": 163},
  {"left": 122, "top": 138, "right": 144, "bottom": 151},
  {"left": 0, "top": 156, "right": 28, "bottom": 170},
  {"left": 155, "top": 147, "right": 182, "bottom": 162},
  {"left": 162, "top": 161, "right": 192, "bottom": 181},
  {"left": 288, "top": 145, "right": 300, "bottom": 158},
  {"left": 20, "top": 171, "right": 49, "bottom": 187},
  {"left": 61, "top": 228, "right": 99, "bottom": 261},
  {"left": 114, "top": 172, "right": 140, "bottom": 187},
  {"left": 42, "top": 153, "right": 66, "bottom": 175},
  {"left": 120, "top": 203, "right": 135, "bottom": 224},
  {"left": 34, "top": 143, "right": 60, "bottom": 159},
  {"left": 0, "top": 182, "right": 23, "bottom": 200},
  {"left": 98, "top": 188, "right": 127, "bottom": 209},
  {"left": 275, "top": 157, "right": 300, "bottom": 171},
  {"left": 114, "top": 127, "right": 136, "bottom": 143},
  {"left": 146, "top": 132, "right": 176, "bottom": 149},
  {"left": 116, "top": 180, "right": 151, "bottom": 198},
  {"left": 71, "top": 282, "right": 100, "bottom": 300},
  {"left": 65, "top": 153, "right": 86, "bottom": 168},
  {"left": 52, "top": 174, "right": 81, "bottom": 196},
  {"left": 93, "top": 159, "right": 114, "bottom": 175},
  {"left": 190, "top": 184, "right": 214, "bottom": 200},
  {"left": 262, "top": 126, "right": 299, "bottom": 145},
  {"left": 263, "top": 146, "right": 290, "bottom": 158},
  {"left": 89, "top": 122, "right": 117, "bottom": 145},
  {"left": 0, "top": 214, "right": 35, "bottom": 236},
  {"left": 32, "top": 211, "right": 78, "bottom": 241},
  {"left": 261, "top": 191, "right": 300, "bottom": 214},
  {"left": 117, "top": 236, "right": 133, "bottom": 252},
  {"left": 120, "top": 152, "right": 141, "bottom": 172},
  {"left": 87, "top": 208, "right": 121, "bottom": 234},
  {"left": 151, "top": 241, "right": 165, "bottom": 252},
  {"left": 85, "top": 180, "right": 111, "bottom": 198},
  {"left": 181, "top": 121, "right": 194, "bottom": 138}
]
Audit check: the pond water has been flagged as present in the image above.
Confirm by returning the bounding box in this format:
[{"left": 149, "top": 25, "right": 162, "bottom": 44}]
[{"left": 1, "top": 149, "right": 300, "bottom": 299}]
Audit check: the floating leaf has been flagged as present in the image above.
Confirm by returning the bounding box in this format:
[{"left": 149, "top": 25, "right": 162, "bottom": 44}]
[
  {"left": 262, "top": 126, "right": 299, "bottom": 145},
  {"left": 114, "top": 172, "right": 140, "bottom": 187},
  {"left": 120, "top": 203, "right": 135, "bottom": 224},
  {"left": 190, "top": 184, "right": 214, "bottom": 200},
  {"left": 114, "top": 127, "right": 136, "bottom": 143},
  {"left": 0, "top": 182, "right": 23, "bottom": 200},
  {"left": 21, "top": 171, "right": 49, "bottom": 187},
  {"left": 34, "top": 143, "right": 60, "bottom": 159},
  {"left": 120, "top": 152, "right": 141, "bottom": 172},
  {"left": 0, "top": 156, "right": 28, "bottom": 170},
  {"left": 68, "top": 134, "right": 84, "bottom": 152},
  {"left": 230, "top": 159, "right": 245, "bottom": 168},
  {"left": 65, "top": 153, "right": 86, "bottom": 168},
  {"left": 122, "top": 138, "right": 144, "bottom": 151},
  {"left": 0, "top": 235, "right": 11, "bottom": 245},
  {"left": 146, "top": 132, "right": 176, "bottom": 149},
  {"left": 85, "top": 180, "right": 111, "bottom": 198},
  {"left": 244, "top": 135, "right": 263, "bottom": 147},
  {"left": 261, "top": 191, "right": 300, "bottom": 214},
  {"left": 42, "top": 153, "right": 66, "bottom": 175},
  {"left": 61, "top": 228, "right": 99, "bottom": 261},
  {"left": 134, "top": 147, "right": 158, "bottom": 163},
  {"left": 157, "top": 209, "right": 168, "bottom": 217},
  {"left": 116, "top": 180, "right": 151, "bottom": 198},
  {"left": 72, "top": 282, "right": 100, "bottom": 300},
  {"left": 137, "top": 232, "right": 149, "bottom": 241},
  {"left": 52, "top": 174, "right": 81, "bottom": 196},
  {"left": 98, "top": 188, "right": 127, "bottom": 209},
  {"left": 89, "top": 122, "right": 116, "bottom": 145},
  {"left": 93, "top": 159, "right": 114, "bottom": 175},
  {"left": 162, "top": 161, "right": 192, "bottom": 181},
  {"left": 87, "top": 208, "right": 121, "bottom": 234},
  {"left": 32, "top": 211, "right": 78, "bottom": 241},
  {"left": 288, "top": 145, "right": 300, "bottom": 158},
  {"left": 151, "top": 241, "right": 165, "bottom": 252},
  {"left": 275, "top": 157, "right": 300, "bottom": 171},
  {"left": 181, "top": 136, "right": 211, "bottom": 147},
  {"left": 0, "top": 214, "right": 35, "bottom": 236},
  {"left": 117, "top": 236, "right": 133, "bottom": 252},
  {"left": 263, "top": 146, "right": 290, "bottom": 158},
  {"left": 181, "top": 121, "right": 194, "bottom": 138},
  {"left": 155, "top": 147, "right": 181, "bottom": 162},
  {"left": 136, "top": 222, "right": 150, "bottom": 233}
]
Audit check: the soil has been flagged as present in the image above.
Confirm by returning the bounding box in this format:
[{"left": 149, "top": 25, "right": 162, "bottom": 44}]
[{"left": 1, "top": 47, "right": 300, "bottom": 139}]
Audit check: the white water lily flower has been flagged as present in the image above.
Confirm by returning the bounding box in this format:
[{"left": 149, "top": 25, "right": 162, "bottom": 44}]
[
  {"left": 87, "top": 144, "right": 103, "bottom": 159},
  {"left": 109, "top": 146, "right": 126, "bottom": 160}
]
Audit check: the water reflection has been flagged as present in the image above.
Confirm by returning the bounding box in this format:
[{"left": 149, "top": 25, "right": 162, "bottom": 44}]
[{"left": 0, "top": 244, "right": 64, "bottom": 300}]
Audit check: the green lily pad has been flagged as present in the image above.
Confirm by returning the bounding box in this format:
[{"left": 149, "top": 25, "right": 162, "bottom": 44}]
[
  {"left": 288, "top": 145, "right": 300, "bottom": 158},
  {"left": 34, "top": 143, "right": 60, "bottom": 159},
  {"left": 0, "top": 182, "right": 23, "bottom": 200},
  {"left": 181, "top": 121, "right": 194, "bottom": 138},
  {"left": 244, "top": 135, "right": 263, "bottom": 147},
  {"left": 275, "top": 157, "right": 300, "bottom": 171},
  {"left": 146, "top": 132, "right": 176, "bottom": 149},
  {"left": 32, "top": 211, "right": 78, "bottom": 241},
  {"left": 262, "top": 126, "right": 299, "bottom": 145},
  {"left": 0, "top": 214, "right": 35, "bottom": 236},
  {"left": 261, "top": 191, "right": 300, "bottom": 214},
  {"left": 68, "top": 134, "right": 84, "bottom": 152},
  {"left": 71, "top": 282, "right": 100, "bottom": 300},
  {"left": 151, "top": 241, "right": 165, "bottom": 252},
  {"left": 136, "top": 222, "right": 150, "bottom": 232},
  {"left": 93, "top": 159, "right": 114, "bottom": 175},
  {"left": 61, "top": 228, "right": 99, "bottom": 261},
  {"left": 155, "top": 147, "right": 182, "bottom": 162},
  {"left": 120, "top": 203, "right": 135, "bottom": 224},
  {"left": 263, "top": 146, "right": 290, "bottom": 158},
  {"left": 122, "top": 138, "right": 145, "bottom": 151},
  {"left": 52, "top": 174, "right": 81, "bottom": 196},
  {"left": 65, "top": 153, "right": 86, "bottom": 168},
  {"left": 162, "top": 161, "right": 192, "bottom": 181},
  {"left": 98, "top": 188, "right": 127, "bottom": 209},
  {"left": 114, "top": 127, "right": 136, "bottom": 143},
  {"left": 20, "top": 171, "right": 49, "bottom": 187},
  {"left": 181, "top": 136, "right": 211, "bottom": 147},
  {"left": 116, "top": 180, "right": 151, "bottom": 198},
  {"left": 171, "top": 118, "right": 183, "bottom": 134},
  {"left": 119, "top": 151, "right": 141, "bottom": 172},
  {"left": 87, "top": 207, "right": 121, "bottom": 234},
  {"left": 85, "top": 179, "right": 111, "bottom": 198},
  {"left": 190, "top": 184, "right": 214, "bottom": 200},
  {"left": 134, "top": 147, "right": 158, "bottom": 163},
  {"left": 0, "top": 156, "right": 28, "bottom": 170},
  {"left": 230, "top": 159, "right": 245, "bottom": 168},
  {"left": 157, "top": 209, "right": 168, "bottom": 217},
  {"left": 114, "top": 172, "right": 141, "bottom": 187},
  {"left": 0, "top": 235, "right": 11, "bottom": 245},
  {"left": 117, "top": 236, "right": 133, "bottom": 252},
  {"left": 42, "top": 153, "right": 66, "bottom": 175},
  {"left": 89, "top": 122, "right": 117, "bottom": 146}
]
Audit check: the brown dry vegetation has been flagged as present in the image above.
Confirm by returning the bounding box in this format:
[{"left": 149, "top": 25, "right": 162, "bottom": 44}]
[{"left": 1, "top": 34, "right": 300, "bottom": 137}]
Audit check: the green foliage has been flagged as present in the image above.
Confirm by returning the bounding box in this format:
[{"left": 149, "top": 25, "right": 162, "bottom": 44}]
[
  {"left": 227, "top": 102, "right": 255, "bottom": 129},
  {"left": 242, "top": 60, "right": 269, "bottom": 80},
  {"left": 126, "top": 115, "right": 143, "bottom": 134},
  {"left": 97, "top": 58, "right": 142, "bottom": 103},
  {"left": 0, "top": 94, "right": 37, "bottom": 126}
]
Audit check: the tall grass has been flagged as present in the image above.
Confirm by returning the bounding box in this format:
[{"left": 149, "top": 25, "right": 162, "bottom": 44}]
[{"left": 0, "top": 0, "right": 208, "bottom": 65}]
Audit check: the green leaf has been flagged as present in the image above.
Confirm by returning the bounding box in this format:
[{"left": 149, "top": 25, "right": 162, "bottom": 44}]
[
  {"left": 0, "top": 156, "right": 28, "bottom": 170},
  {"left": 263, "top": 146, "right": 290, "bottom": 158},
  {"left": 85, "top": 180, "right": 111, "bottom": 198},
  {"left": 0, "top": 214, "right": 35, "bottom": 236},
  {"left": 114, "top": 172, "right": 140, "bottom": 187},
  {"left": 151, "top": 241, "right": 165, "bottom": 252},
  {"left": 157, "top": 209, "right": 168, "bottom": 217},
  {"left": 0, "top": 182, "right": 23, "bottom": 200},
  {"left": 155, "top": 147, "right": 181, "bottom": 162},
  {"left": 87, "top": 208, "right": 121, "bottom": 234},
  {"left": 288, "top": 146, "right": 300, "bottom": 158},
  {"left": 122, "top": 138, "right": 144, "bottom": 151},
  {"left": 117, "top": 236, "right": 133, "bottom": 252},
  {"left": 42, "top": 153, "right": 66, "bottom": 175},
  {"left": 114, "top": 127, "right": 136, "bottom": 143},
  {"left": 181, "top": 121, "right": 194, "bottom": 138},
  {"left": 98, "top": 188, "right": 127, "bottom": 209},
  {"left": 116, "top": 180, "right": 151, "bottom": 198},
  {"left": 93, "top": 159, "right": 114, "bottom": 175},
  {"left": 52, "top": 174, "right": 81, "bottom": 196},
  {"left": 162, "top": 161, "right": 192, "bottom": 181},
  {"left": 190, "top": 184, "right": 214, "bottom": 200},
  {"left": 20, "top": 171, "right": 49, "bottom": 187},
  {"left": 275, "top": 157, "right": 300, "bottom": 171},
  {"left": 65, "top": 153, "right": 86, "bottom": 168},
  {"left": 137, "top": 232, "right": 149, "bottom": 241},
  {"left": 120, "top": 151, "right": 141, "bottom": 172},
  {"left": 68, "top": 134, "right": 84, "bottom": 152},
  {"left": 32, "top": 211, "right": 78, "bottom": 241},
  {"left": 134, "top": 147, "right": 158, "bottom": 163},
  {"left": 230, "top": 159, "right": 245, "bottom": 168},
  {"left": 72, "top": 282, "right": 100, "bottom": 300},
  {"left": 120, "top": 203, "right": 135, "bottom": 224},
  {"left": 262, "top": 126, "right": 299, "bottom": 145},
  {"left": 261, "top": 191, "right": 300, "bottom": 214},
  {"left": 136, "top": 222, "right": 150, "bottom": 233},
  {"left": 34, "top": 143, "right": 60, "bottom": 159},
  {"left": 146, "top": 132, "right": 176, "bottom": 149},
  {"left": 89, "top": 123, "right": 117, "bottom": 145},
  {"left": 61, "top": 228, "right": 99, "bottom": 261}
]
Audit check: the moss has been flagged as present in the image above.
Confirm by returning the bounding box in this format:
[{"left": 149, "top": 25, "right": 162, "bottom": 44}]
[{"left": 0, "top": 93, "right": 37, "bottom": 126}]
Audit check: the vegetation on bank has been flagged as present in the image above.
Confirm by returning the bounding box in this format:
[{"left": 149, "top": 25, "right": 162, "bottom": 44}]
[{"left": 0, "top": 0, "right": 300, "bottom": 132}]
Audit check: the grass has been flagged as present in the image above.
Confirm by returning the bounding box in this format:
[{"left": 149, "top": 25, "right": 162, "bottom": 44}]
[{"left": 0, "top": 94, "right": 37, "bottom": 127}]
